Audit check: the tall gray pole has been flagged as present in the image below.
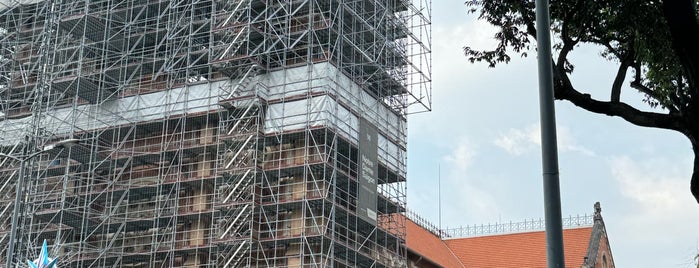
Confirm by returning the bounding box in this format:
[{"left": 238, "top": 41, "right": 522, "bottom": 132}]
[
  {"left": 6, "top": 159, "right": 25, "bottom": 268},
  {"left": 534, "top": 0, "right": 565, "bottom": 267}
]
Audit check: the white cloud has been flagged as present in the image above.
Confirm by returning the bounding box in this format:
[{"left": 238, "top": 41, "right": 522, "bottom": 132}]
[
  {"left": 493, "top": 123, "right": 594, "bottom": 156},
  {"left": 443, "top": 137, "right": 477, "bottom": 171},
  {"left": 557, "top": 127, "right": 596, "bottom": 156},
  {"left": 431, "top": 20, "right": 504, "bottom": 98},
  {"left": 609, "top": 156, "right": 697, "bottom": 223},
  {"left": 492, "top": 124, "right": 539, "bottom": 155},
  {"left": 607, "top": 156, "right": 699, "bottom": 266},
  {"left": 438, "top": 137, "right": 503, "bottom": 221},
  {"left": 611, "top": 156, "right": 686, "bottom": 210},
  {"left": 444, "top": 182, "right": 501, "bottom": 223}
]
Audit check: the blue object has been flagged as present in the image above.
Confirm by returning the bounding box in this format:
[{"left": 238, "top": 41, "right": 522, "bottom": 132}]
[{"left": 26, "top": 240, "right": 58, "bottom": 268}]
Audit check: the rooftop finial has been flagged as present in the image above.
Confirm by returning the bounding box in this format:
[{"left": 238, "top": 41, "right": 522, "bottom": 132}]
[{"left": 594, "top": 202, "right": 602, "bottom": 220}]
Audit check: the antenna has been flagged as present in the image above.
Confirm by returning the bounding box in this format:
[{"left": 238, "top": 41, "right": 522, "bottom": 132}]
[{"left": 438, "top": 163, "right": 442, "bottom": 237}]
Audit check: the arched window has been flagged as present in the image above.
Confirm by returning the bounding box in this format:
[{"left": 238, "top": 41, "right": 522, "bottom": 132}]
[{"left": 602, "top": 255, "right": 608, "bottom": 268}]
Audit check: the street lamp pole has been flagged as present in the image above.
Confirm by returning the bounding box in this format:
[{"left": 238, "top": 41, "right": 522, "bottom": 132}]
[
  {"left": 534, "top": 0, "right": 565, "bottom": 267},
  {"left": 1, "top": 138, "right": 78, "bottom": 267}
]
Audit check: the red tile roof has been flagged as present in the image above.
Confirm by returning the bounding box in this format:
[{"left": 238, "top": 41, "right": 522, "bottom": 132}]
[
  {"left": 443, "top": 227, "right": 593, "bottom": 268},
  {"left": 405, "top": 217, "right": 465, "bottom": 268}
]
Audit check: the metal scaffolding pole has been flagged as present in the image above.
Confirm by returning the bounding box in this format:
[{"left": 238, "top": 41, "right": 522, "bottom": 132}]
[{"left": 3, "top": 153, "right": 26, "bottom": 268}]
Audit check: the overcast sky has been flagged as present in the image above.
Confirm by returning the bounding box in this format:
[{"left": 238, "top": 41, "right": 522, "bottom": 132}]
[{"left": 406, "top": 2, "right": 699, "bottom": 267}]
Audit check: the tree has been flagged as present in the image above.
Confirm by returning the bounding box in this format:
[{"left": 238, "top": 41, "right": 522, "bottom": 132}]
[{"left": 463, "top": 0, "right": 699, "bottom": 203}]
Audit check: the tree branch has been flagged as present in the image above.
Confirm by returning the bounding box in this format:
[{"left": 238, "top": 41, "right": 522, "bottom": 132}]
[
  {"left": 628, "top": 64, "right": 681, "bottom": 113},
  {"left": 630, "top": 80, "right": 679, "bottom": 112},
  {"left": 514, "top": 0, "right": 536, "bottom": 37},
  {"left": 662, "top": 0, "right": 699, "bottom": 98},
  {"left": 558, "top": 85, "right": 682, "bottom": 130},
  {"left": 553, "top": 64, "right": 683, "bottom": 131},
  {"left": 692, "top": 151, "right": 699, "bottom": 203},
  {"left": 610, "top": 52, "right": 632, "bottom": 103},
  {"left": 557, "top": 19, "right": 577, "bottom": 72},
  {"left": 594, "top": 35, "right": 636, "bottom": 105}
]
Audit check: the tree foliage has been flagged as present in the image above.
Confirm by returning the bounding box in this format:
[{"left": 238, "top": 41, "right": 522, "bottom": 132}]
[{"left": 463, "top": 0, "right": 699, "bottom": 203}]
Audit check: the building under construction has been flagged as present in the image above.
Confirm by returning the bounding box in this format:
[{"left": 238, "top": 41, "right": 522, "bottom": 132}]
[{"left": 0, "top": 0, "right": 430, "bottom": 267}]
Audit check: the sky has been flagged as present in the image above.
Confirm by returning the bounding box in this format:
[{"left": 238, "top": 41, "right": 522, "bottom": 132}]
[{"left": 406, "top": 2, "right": 699, "bottom": 268}]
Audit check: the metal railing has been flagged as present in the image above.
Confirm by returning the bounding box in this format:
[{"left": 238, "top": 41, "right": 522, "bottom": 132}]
[
  {"left": 443, "top": 214, "right": 594, "bottom": 238},
  {"left": 404, "top": 210, "right": 595, "bottom": 239},
  {"left": 404, "top": 209, "right": 450, "bottom": 238}
]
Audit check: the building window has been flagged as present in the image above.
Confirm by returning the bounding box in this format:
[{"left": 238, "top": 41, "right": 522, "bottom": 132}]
[{"left": 602, "top": 255, "right": 608, "bottom": 268}]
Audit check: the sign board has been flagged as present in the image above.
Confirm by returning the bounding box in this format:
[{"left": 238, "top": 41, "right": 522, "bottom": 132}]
[{"left": 358, "top": 117, "right": 378, "bottom": 225}]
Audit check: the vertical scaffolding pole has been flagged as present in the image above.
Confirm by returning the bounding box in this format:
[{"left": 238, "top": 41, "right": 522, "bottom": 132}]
[
  {"left": 5, "top": 153, "right": 25, "bottom": 268},
  {"left": 534, "top": 0, "right": 565, "bottom": 267}
]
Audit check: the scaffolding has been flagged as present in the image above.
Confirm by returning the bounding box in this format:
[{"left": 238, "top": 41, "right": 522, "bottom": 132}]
[{"left": 0, "top": 0, "right": 430, "bottom": 267}]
